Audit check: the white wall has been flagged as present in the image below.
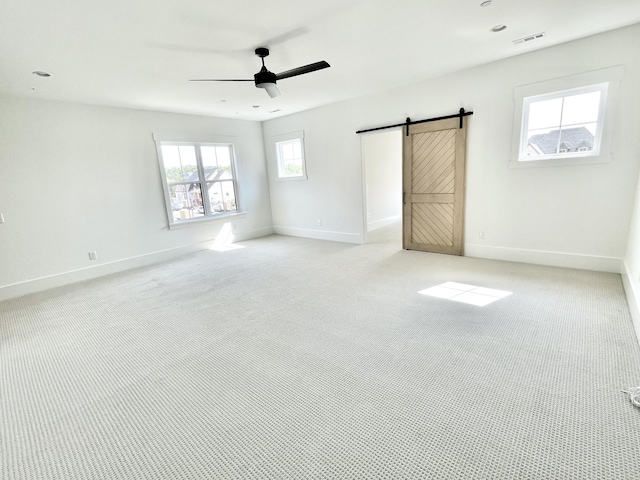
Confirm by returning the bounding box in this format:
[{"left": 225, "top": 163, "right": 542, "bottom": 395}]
[
  {"left": 622, "top": 130, "right": 640, "bottom": 346},
  {"left": 362, "top": 130, "right": 402, "bottom": 233},
  {"left": 0, "top": 96, "right": 273, "bottom": 300},
  {"left": 262, "top": 24, "right": 640, "bottom": 271}
]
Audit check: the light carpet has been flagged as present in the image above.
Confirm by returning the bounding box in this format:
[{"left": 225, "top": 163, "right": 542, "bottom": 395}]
[{"left": 1, "top": 234, "right": 640, "bottom": 479}]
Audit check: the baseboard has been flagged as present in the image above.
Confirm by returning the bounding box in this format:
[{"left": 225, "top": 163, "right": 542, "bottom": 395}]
[
  {"left": 621, "top": 260, "right": 640, "bottom": 349},
  {"left": 233, "top": 226, "right": 274, "bottom": 242},
  {"left": 465, "top": 243, "right": 622, "bottom": 272},
  {"left": 0, "top": 226, "right": 275, "bottom": 302},
  {"left": 273, "top": 226, "right": 363, "bottom": 244},
  {"left": 367, "top": 215, "right": 401, "bottom": 232}
]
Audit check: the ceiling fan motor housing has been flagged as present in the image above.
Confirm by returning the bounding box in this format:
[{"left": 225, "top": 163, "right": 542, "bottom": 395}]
[{"left": 255, "top": 67, "right": 277, "bottom": 88}]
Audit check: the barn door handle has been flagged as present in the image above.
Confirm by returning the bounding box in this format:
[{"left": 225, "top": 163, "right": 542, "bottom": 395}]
[{"left": 403, "top": 192, "right": 406, "bottom": 205}]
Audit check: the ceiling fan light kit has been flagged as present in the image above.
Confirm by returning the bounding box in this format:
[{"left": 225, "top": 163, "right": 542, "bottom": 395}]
[{"left": 190, "top": 47, "right": 330, "bottom": 98}]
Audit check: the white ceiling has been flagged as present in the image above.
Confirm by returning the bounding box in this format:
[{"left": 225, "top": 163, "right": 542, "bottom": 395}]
[{"left": 1, "top": 0, "right": 639, "bottom": 121}]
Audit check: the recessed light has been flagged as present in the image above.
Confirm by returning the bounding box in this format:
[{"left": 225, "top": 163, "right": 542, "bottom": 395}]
[
  {"left": 252, "top": 105, "right": 260, "bottom": 108},
  {"left": 480, "top": 0, "right": 492, "bottom": 6},
  {"left": 269, "top": 109, "right": 282, "bottom": 113},
  {"left": 491, "top": 24, "right": 507, "bottom": 32},
  {"left": 32, "top": 71, "right": 51, "bottom": 77},
  {"left": 220, "top": 99, "right": 227, "bottom": 103}
]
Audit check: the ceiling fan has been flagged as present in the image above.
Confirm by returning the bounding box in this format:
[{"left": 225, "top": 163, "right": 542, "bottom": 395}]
[{"left": 189, "top": 47, "right": 330, "bottom": 98}]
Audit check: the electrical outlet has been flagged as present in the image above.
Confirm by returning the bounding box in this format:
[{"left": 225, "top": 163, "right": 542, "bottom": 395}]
[
  {"left": 88, "top": 251, "right": 97, "bottom": 260},
  {"left": 479, "top": 230, "right": 486, "bottom": 240},
  {"left": 317, "top": 219, "right": 322, "bottom": 226}
]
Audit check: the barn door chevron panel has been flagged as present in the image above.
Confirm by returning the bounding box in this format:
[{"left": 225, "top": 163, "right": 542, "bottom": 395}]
[{"left": 403, "top": 117, "right": 467, "bottom": 255}]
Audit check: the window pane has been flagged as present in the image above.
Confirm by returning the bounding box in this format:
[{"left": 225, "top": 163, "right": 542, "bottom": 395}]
[
  {"left": 208, "top": 181, "right": 236, "bottom": 213},
  {"left": 284, "top": 158, "right": 303, "bottom": 176},
  {"left": 292, "top": 140, "right": 302, "bottom": 159},
  {"left": 178, "top": 146, "right": 198, "bottom": 181},
  {"left": 525, "top": 128, "right": 558, "bottom": 156},
  {"left": 200, "top": 146, "right": 217, "bottom": 172},
  {"left": 161, "top": 145, "right": 183, "bottom": 183},
  {"left": 282, "top": 142, "right": 294, "bottom": 160},
  {"left": 527, "top": 97, "right": 562, "bottom": 130},
  {"left": 276, "top": 138, "right": 305, "bottom": 178},
  {"left": 216, "top": 146, "right": 232, "bottom": 173},
  {"left": 169, "top": 183, "right": 204, "bottom": 221},
  {"left": 558, "top": 124, "right": 597, "bottom": 154},
  {"left": 220, "top": 181, "right": 237, "bottom": 212},
  {"left": 207, "top": 182, "right": 223, "bottom": 213},
  {"left": 561, "top": 91, "right": 601, "bottom": 126}
]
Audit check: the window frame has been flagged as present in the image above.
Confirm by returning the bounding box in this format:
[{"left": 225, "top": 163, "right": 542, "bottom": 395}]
[
  {"left": 510, "top": 65, "right": 623, "bottom": 168},
  {"left": 153, "top": 134, "right": 243, "bottom": 228},
  {"left": 274, "top": 131, "right": 307, "bottom": 181}
]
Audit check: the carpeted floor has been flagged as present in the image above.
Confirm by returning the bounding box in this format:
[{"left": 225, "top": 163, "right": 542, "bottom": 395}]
[{"left": 1, "top": 233, "right": 640, "bottom": 479}]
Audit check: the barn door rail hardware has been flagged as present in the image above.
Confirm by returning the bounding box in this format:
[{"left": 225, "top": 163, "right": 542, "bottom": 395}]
[{"left": 356, "top": 108, "right": 473, "bottom": 136}]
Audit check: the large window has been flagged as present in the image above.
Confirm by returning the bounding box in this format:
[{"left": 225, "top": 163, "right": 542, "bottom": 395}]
[
  {"left": 157, "top": 142, "right": 239, "bottom": 225},
  {"left": 510, "top": 66, "right": 623, "bottom": 168},
  {"left": 274, "top": 131, "right": 307, "bottom": 180}
]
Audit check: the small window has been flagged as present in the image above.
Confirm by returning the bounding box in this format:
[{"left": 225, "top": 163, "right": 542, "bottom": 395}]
[
  {"left": 275, "top": 131, "right": 307, "bottom": 180},
  {"left": 157, "top": 142, "right": 240, "bottom": 226},
  {"left": 520, "top": 84, "right": 606, "bottom": 161},
  {"left": 510, "top": 66, "right": 623, "bottom": 168}
]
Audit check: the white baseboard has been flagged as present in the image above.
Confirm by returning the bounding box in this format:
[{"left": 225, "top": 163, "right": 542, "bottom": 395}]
[
  {"left": 273, "top": 226, "right": 363, "bottom": 244},
  {"left": 233, "top": 226, "right": 274, "bottom": 242},
  {"left": 465, "top": 243, "right": 622, "bottom": 272},
  {"left": 0, "top": 226, "right": 274, "bottom": 302},
  {"left": 621, "top": 260, "right": 640, "bottom": 349},
  {"left": 367, "top": 215, "right": 401, "bottom": 232}
]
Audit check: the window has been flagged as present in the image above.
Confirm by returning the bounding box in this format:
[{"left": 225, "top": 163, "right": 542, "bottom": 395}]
[
  {"left": 157, "top": 142, "right": 239, "bottom": 226},
  {"left": 520, "top": 84, "right": 606, "bottom": 160},
  {"left": 274, "top": 131, "right": 307, "bottom": 180},
  {"left": 510, "top": 66, "right": 623, "bottom": 168}
]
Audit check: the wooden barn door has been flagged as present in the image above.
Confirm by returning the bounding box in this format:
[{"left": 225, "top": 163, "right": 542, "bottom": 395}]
[{"left": 403, "top": 117, "right": 467, "bottom": 255}]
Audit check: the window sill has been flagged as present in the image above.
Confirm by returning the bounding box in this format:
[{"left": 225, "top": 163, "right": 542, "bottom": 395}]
[
  {"left": 509, "top": 153, "right": 612, "bottom": 169},
  {"left": 168, "top": 211, "right": 246, "bottom": 230},
  {"left": 277, "top": 175, "right": 308, "bottom": 182}
]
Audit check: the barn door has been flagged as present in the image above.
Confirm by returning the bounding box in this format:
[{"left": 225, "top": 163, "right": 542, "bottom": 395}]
[{"left": 403, "top": 117, "right": 467, "bottom": 255}]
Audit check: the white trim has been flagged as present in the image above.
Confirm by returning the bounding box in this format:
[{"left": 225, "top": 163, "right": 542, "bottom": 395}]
[
  {"left": 273, "top": 130, "right": 307, "bottom": 180},
  {"left": 0, "top": 226, "right": 274, "bottom": 302},
  {"left": 152, "top": 132, "right": 236, "bottom": 144},
  {"left": 273, "top": 226, "right": 363, "bottom": 244},
  {"left": 621, "top": 260, "right": 640, "bottom": 349},
  {"left": 510, "top": 65, "right": 624, "bottom": 168},
  {"left": 465, "top": 243, "right": 622, "bottom": 272},
  {"left": 153, "top": 138, "right": 241, "bottom": 227},
  {"left": 360, "top": 135, "right": 369, "bottom": 244}
]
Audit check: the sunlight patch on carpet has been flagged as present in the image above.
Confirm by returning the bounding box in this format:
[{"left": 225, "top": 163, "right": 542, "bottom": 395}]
[{"left": 419, "top": 281, "right": 512, "bottom": 306}]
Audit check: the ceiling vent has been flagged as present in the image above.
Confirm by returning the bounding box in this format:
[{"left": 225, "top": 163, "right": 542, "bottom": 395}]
[{"left": 513, "top": 32, "right": 545, "bottom": 45}]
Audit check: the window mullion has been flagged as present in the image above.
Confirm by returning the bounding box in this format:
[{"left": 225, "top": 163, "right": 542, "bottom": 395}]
[
  {"left": 195, "top": 145, "right": 211, "bottom": 216},
  {"left": 555, "top": 97, "right": 566, "bottom": 154},
  {"left": 229, "top": 146, "right": 239, "bottom": 211}
]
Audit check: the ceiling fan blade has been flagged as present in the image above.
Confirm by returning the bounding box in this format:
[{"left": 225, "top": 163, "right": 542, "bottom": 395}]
[
  {"left": 275, "top": 61, "right": 330, "bottom": 80},
  {"left": 265, "top": 84, "right": 281, "bottom": 98},
  {"left": 189, "top": 78, "right": 253, "bottom": 82}
]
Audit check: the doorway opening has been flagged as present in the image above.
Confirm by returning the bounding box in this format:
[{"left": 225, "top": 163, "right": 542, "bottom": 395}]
[{"left": 361, "top": 129, "right": 403, "bottom": 245}]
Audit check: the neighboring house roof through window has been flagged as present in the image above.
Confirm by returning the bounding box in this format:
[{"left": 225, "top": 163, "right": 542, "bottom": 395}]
[{"left": 527, "top": 126, "right": 594, "bottom": 154}]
